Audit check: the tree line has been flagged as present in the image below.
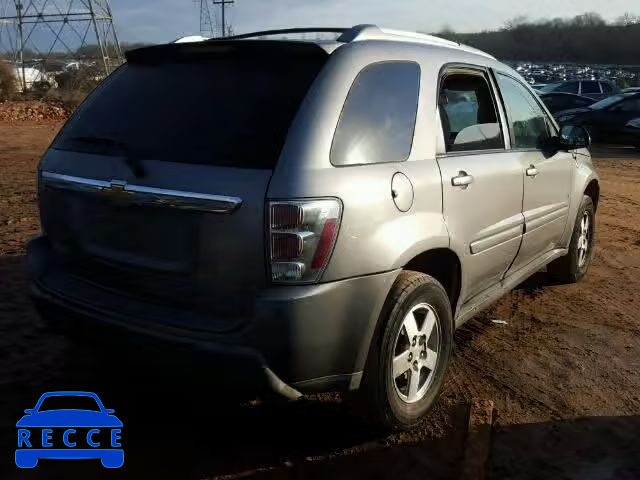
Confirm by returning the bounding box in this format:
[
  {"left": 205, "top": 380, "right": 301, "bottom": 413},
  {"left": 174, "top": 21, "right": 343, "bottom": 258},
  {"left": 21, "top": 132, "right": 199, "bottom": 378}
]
[{"left": 434, "top": 12, "right": 640, "bottom": 65}]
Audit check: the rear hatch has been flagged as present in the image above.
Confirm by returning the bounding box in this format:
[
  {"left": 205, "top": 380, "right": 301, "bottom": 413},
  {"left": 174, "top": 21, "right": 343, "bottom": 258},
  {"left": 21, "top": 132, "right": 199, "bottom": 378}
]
[{"left": 38, "top": 40, "right": 328, "bottom": 329}]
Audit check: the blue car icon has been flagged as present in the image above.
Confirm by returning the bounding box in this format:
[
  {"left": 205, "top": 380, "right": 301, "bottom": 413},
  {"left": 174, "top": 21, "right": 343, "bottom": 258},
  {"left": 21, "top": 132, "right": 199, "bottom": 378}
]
[{"left": 16, "top": 391, "right": 123, "bottom": 468}]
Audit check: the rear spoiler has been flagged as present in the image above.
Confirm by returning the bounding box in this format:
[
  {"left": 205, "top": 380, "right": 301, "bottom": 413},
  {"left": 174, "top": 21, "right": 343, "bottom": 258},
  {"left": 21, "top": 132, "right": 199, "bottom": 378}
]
[{"left": 125, "top": 40, "right": 329, "bottom": 64}]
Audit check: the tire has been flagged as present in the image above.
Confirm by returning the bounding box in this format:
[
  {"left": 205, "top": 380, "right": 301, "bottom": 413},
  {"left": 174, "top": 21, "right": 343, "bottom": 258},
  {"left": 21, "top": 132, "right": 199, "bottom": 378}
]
[
  {"left": 356, "top": 271, "right": 453, "bottom": 431},
  {"left": 548, "top": 195, "right": 595, "bottom": 283}
]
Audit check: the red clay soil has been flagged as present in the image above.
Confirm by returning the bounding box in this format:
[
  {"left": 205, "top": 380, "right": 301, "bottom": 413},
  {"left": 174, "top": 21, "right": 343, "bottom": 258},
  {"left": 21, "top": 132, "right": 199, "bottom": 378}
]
[{"left": 0, "top": 122, "right": 639, "bottom": 479}]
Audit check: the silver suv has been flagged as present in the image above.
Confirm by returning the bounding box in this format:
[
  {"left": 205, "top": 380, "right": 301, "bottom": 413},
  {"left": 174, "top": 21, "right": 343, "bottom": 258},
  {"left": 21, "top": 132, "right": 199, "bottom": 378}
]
[{"left": 28, "top": 25, "right": 599, "bottom": 430}]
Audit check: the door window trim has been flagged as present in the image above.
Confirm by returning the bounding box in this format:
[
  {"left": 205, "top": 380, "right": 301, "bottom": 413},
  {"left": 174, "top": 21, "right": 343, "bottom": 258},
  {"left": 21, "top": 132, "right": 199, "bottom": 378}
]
[
  {"left": 435, "top": 63, "right": 510, "bottom": 157},
  {"left": 492, "top": 70, "right": 559, "bottom": 153}
]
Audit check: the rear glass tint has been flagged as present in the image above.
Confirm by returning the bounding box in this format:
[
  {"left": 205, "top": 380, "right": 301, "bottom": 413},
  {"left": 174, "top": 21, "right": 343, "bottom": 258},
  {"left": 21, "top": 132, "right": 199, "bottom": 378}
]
[{"left": 53, "top": 56, "right": 325, "bottom": 169}]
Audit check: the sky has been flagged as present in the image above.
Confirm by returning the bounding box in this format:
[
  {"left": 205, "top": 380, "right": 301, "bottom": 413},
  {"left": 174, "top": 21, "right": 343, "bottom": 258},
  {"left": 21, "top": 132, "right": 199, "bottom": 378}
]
[{"left": 110, "top": 0, "right": 640, "bottom": 43}]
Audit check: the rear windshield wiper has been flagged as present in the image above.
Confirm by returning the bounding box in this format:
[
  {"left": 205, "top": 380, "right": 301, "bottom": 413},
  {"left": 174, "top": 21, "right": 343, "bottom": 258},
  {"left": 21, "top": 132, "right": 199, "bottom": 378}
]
[{"left": 63, "top": 136, "right": 147, "bottom": 178}]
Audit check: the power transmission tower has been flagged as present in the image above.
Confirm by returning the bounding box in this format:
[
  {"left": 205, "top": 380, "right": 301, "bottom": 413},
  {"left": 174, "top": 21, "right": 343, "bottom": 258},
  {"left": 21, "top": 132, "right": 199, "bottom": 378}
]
[
  {"left": 199, "top": 0, "right": 234, "bottom": 38},
  {"left": 0, "top": 0, "right": 123, "bottom": 90},
  {"left": 199, "top": 0, "right": 213, "bottom": 37}
]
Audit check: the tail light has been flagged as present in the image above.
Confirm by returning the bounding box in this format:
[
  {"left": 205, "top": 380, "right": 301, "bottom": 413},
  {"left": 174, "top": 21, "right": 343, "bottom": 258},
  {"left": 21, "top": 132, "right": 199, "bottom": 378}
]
[{"left": 268, "top": 199, "right": 342, "bottom": 283}]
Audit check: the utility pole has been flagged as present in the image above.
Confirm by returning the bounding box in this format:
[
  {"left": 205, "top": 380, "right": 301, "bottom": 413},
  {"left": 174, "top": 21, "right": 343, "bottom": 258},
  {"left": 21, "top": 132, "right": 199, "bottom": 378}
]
[{"left": 212, "top": 0, "right": 234, "bottom": 37}]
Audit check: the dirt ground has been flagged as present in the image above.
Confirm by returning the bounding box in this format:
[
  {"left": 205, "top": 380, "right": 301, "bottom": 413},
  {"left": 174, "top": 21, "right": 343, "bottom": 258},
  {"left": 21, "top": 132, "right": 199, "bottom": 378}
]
[{"left": 1, "top": 122, "right": 639, "bottom": 479}]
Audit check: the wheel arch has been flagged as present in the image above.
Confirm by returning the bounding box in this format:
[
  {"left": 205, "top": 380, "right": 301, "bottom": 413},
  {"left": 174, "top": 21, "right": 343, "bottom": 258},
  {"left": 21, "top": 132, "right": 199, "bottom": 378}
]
[
  {"left": 584, "top": 178, "right": 600, "bottom": 211},
  {"left": 402, "top": 248, "right": 462, "bottom": 316},
  {"left": 355, "top": 247, "right": 462, "bottom": 379}
]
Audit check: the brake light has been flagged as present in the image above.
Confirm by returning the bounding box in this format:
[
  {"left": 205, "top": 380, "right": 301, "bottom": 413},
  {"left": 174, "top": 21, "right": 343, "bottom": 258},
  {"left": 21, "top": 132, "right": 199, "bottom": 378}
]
[{"left": 269, "top": 199, "right": 342, "bottom": 283}]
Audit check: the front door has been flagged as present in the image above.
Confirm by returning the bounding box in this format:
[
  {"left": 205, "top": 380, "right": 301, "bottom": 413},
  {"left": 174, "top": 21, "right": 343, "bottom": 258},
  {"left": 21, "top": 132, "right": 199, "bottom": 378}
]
[
  {"left": 436, "top": 67, "right": 524, "bottom": 303},
  {"left": 494, "top": 73, "right": 573, "bottom": 272}
]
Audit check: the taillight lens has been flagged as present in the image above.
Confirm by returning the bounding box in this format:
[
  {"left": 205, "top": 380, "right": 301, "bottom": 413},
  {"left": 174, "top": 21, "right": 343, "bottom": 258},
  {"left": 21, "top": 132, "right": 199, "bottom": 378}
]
[{"left": 269, "top": 199, "right": 342, "bottom": 283}]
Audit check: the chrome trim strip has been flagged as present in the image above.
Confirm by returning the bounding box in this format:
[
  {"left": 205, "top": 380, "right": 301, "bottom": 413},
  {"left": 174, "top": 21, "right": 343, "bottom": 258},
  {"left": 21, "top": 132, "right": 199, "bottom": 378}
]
[
  {"left": 470, "top": 224, "right": 523, "bottom": 254},
  {"left": 41, "top": 172, "right": 111, "bottom": 192},
  {"left": 470, "top": 213, "right": 525, "bottom": 255},
  {"left": 526, "top": 206, "right": 569, "bottom": 232},
  {"left": 524, "top": 202, "right": 569, "bottom": 223},
  {"left": 41, "top": 171, "right": 243, "bottom": 213}
]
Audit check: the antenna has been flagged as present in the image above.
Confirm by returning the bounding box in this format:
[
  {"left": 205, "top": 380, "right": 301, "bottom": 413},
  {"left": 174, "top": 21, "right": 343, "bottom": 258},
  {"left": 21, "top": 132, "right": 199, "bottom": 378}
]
[
  {"left": 0, "top": 0, "right": 123, "bottom": 91},
  {"left": 199, "top": 0, "right": 234, "bottom": 38}
]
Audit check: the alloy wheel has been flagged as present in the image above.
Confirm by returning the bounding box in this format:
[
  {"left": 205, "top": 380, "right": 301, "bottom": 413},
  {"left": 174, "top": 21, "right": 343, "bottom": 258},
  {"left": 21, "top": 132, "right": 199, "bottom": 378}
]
[
  {"left": 391, "top": 303, "right": 441, "bottom": 404},
  {"left": 577, "top": 211, "right": 591, "bottom": 268}
]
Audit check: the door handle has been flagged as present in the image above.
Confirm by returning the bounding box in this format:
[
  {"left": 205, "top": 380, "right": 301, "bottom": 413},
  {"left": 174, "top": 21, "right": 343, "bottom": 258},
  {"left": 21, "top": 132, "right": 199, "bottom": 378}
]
[
  {"left": 526, "top": 165, "right": 538, "bottom": 177},
  {"left": 451, "top": 171, "right": 474, "bottom": 188}
]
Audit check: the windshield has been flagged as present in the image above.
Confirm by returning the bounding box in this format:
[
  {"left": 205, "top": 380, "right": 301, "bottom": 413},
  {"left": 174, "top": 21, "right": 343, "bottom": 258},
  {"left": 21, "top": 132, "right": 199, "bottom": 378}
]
[
  {"left": 53, "top": 56, "right": 325, "bottom": 169},
  {"left": 589, "top": 94, "right": 626, "bottom": 110},
  {"left": 38, "top": 395, "right": 102, "bottom": 412}
]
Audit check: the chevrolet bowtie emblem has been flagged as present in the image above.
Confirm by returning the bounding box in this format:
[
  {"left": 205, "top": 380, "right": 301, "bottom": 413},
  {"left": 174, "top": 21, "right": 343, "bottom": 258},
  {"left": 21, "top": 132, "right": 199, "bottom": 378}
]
[{"left": 100, "top": 180, "right": 133, "bottom": 205}]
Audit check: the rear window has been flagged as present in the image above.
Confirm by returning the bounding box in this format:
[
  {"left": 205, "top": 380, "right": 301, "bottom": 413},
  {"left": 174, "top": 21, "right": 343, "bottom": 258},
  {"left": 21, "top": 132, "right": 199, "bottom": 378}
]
[
  {"left": 581, "top": 81, "right": 601, "bottom": 94},
  {"left": 53, "top": 56, "right": 325, "bottom": 169}
]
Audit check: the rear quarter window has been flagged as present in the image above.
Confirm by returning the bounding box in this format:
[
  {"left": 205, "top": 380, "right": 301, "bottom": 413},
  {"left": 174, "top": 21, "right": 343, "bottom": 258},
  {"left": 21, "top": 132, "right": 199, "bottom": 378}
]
[{"left": 330, "top": 62, "right": 420, "bottom": 166}]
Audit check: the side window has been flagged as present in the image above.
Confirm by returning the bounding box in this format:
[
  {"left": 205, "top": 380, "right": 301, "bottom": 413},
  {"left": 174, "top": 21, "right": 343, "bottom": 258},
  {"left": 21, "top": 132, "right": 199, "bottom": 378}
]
[
  {"left": 555, "top": 82, "right": 579, "bottom": 94},
  {"left": 496, "top": 73, "right": 551, "bottom": 150},
  {"left": 438, "top": 72, "right": 504, "bottom": 152},
  {"left": 612, "top": 98, "right": 640, "bottom": 112},
  {"left": 581, "top": 81, "right": 601, "bottom": 94},
  {"left": 331, "top": 62, "right": 420, "bottom": 166}
]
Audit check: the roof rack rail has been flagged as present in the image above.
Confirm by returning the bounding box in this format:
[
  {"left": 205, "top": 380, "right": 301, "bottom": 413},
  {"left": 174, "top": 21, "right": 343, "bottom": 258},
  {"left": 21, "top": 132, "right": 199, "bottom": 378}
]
[
  {"left": 211, "top": 25, "right": 495, "bottom": 60},
  {"left": 338, "top": 24, "right": 496, "bottom": 59},
  {"left": 219, "top": 28, "right": 348, "bottom": 41}
]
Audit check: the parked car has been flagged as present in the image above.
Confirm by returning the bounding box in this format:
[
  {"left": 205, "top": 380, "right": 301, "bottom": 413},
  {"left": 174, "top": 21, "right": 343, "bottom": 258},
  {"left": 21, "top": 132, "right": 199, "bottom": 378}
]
[
  {"left": 555, "top": 92, "right": 640, "bottom": 147},
  {"left": 28, "top": 25, "right": 599, "bottom": 431},
  {"left": 539, "top": 92, "right": 595, "bottom": 115},
  {"left": 540, "top": 80, "right": 619, "bottom": 100}
]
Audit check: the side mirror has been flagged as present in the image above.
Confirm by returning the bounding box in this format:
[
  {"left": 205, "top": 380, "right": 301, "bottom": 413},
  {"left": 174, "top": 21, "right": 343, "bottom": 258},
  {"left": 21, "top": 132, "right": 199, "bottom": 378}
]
[
  {"left": 559, "top": 125, "right": 591, "bottom": 150},
  {"left": 105, "top": 409, "right": 115, "bottom": 414},
  {"left": 24, "top": 409, "right": 33, "bottom": 414}
]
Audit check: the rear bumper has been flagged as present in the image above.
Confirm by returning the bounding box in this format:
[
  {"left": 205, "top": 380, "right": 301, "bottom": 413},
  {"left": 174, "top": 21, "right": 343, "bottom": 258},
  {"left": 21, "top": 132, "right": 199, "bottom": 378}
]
[{"left": 28, "top": 236, "right": 398, "bottom": 396}]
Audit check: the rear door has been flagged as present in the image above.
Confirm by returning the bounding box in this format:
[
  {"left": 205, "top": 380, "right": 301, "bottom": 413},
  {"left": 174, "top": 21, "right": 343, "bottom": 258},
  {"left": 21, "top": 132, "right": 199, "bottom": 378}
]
[
  {"left": 437, "top": 67, "right": 524, "bottom": 302},
  {"left": 494, "top": 73, "right": 573, "bottom": 272},
  {"left": 39, "top": 41, "right": 327, "bottom": 317}
]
